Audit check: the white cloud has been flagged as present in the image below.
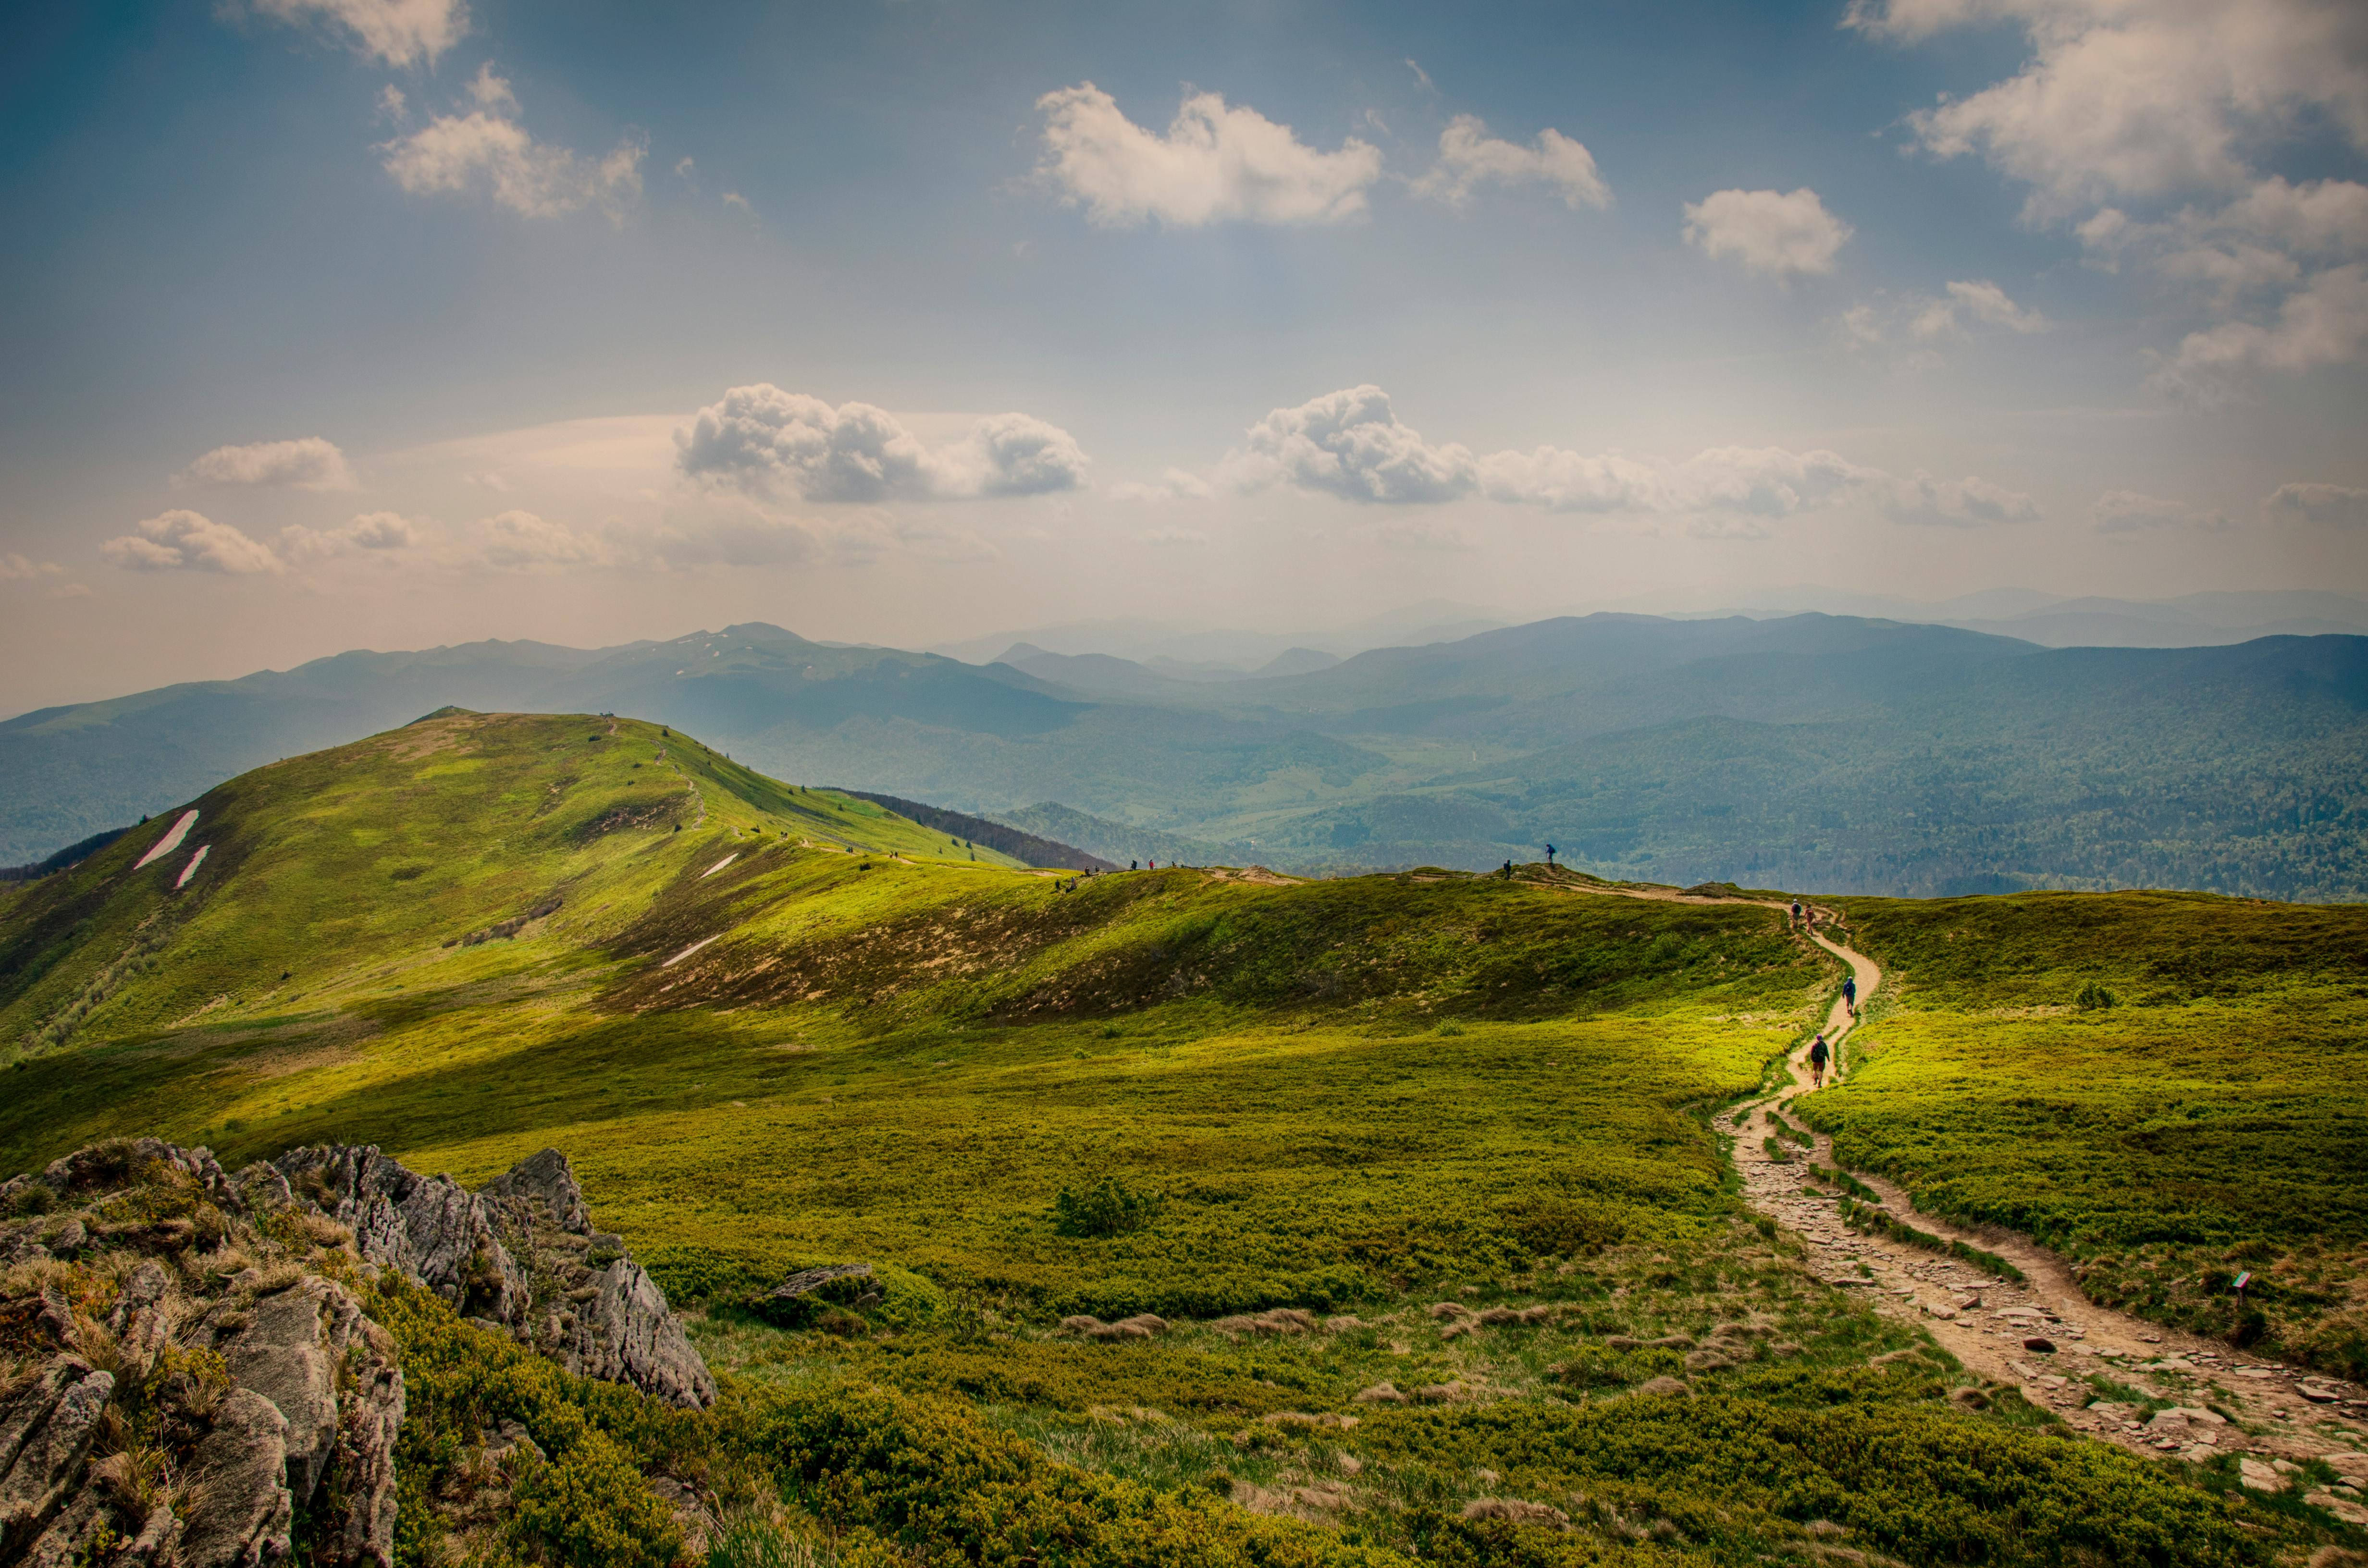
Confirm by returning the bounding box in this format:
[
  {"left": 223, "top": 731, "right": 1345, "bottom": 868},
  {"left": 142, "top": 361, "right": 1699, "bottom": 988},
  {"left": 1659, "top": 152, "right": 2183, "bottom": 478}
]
[
  {"left": 475, "top": 510, "right": 607, "bottom": 569},
  {"left": 380, "top": 72, "right": 645, "bottom": 220},
  {"left": 175, "top": 436, "right": 357, "bottom": 491},
  {"left": 2091, "top": 489, "right": 2234, "bottom": 534},
  {"left": 102, "top": 511, "right": 284, "bottom": 574},
  {"left": 1222, "top": 385, "right": 2036, "bottom": 527},
  {"left": 1033, "top": 82, "right": 1383, "bottom": 228},
  {"left": 247, "top": 0, "right": 467, "bottom": 68},
  {"left": 0, "top": 554, "right": 62, "bottom": 582},
  {"left": 465, "top": 61, "right": 515, "bottom": 111},
  {"left": 1849, "top": 0, "right": 2368, "bottom": 220},
  {"left": 1682, "top": 188, "right": 1852, "bottom": 276},
  {"left": 2074, "top": 178, "right": 2368, "bottom": 391},
  {"left": 1234, "top": 385, "right": 1480, "bottom": 503},
  {"left": 2154, "top": 262, "right": 2368, "bottom": 395},
  {"left": 281, "top": 511, "right": 422, "bottom": 561},
  {"left": 722, "top": 191, "right": 752, "bottom": 213},
  {"left": 377, "top": 85, "right": 407, "bottom": 122},
  {"left": 1409, "top": 116, "right": 1610, "bottom": 211},
  {"left": 2265, "top": 481, "right": 2368, "bottom": 527},
  {"left": 674, "top": 385, "right": 1089, "bottom": 501}
]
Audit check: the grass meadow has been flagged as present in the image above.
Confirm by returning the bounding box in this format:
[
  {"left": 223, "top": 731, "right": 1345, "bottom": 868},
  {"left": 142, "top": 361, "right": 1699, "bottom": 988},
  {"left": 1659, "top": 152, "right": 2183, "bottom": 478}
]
[
  {"left": 1806, "top": 891, "right": 2368, "bottom": 1372},
  {"left": 3, "top": 715, "right": 2354, "bottom": 1567}
]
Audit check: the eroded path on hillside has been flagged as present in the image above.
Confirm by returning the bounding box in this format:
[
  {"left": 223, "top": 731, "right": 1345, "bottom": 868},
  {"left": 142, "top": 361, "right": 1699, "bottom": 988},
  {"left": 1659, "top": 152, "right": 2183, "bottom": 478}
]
[
  {"left": 1723, "top": 914, "right": 2367, "bottom": 1488},
  {"left": 1527, "top": 868, "right": 2368, "bottom": 1487}
]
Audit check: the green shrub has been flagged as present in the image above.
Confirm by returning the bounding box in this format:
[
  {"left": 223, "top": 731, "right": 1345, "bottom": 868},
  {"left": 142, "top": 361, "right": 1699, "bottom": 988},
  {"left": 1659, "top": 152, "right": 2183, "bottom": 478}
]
[
  {"left": 2075, "top": 981, "right": 2119, "bottom": 1010},
  {"left": 1052, "top": 1176, "right": 1162, "bottom": 1238}
]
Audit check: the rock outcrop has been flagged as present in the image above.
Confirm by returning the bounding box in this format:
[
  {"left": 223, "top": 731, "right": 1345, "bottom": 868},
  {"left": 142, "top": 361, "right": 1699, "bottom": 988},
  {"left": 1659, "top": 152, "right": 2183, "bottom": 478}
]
[
  {"left": 0, "top": 1135, "right": 711, "bottom": 1564},
  {"left": 274, "top": 1142, "right": 715, "bottom": 1409}
]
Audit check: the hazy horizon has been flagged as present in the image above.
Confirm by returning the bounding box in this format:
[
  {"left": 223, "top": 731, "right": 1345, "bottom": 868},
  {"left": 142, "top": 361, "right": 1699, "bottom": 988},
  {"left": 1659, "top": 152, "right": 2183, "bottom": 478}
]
[{"left": 4, "top": 0, "right": 2365, "bottom": 717}]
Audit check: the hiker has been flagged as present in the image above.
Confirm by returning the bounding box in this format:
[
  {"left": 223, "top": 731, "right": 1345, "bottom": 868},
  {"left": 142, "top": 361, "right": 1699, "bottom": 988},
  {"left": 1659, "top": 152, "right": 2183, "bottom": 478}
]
[
  {"left": 1808, "top": 1032, "right": 1830, "bottom": 1089},
  {"left": 1545, "top": 843, "right": 1557, "bottom": 867},
  {"left": 1790, "top": 899, "right": 1803, "bottom": 929},
  {"left": 1131, "top": 860, "right": 1138, "bottom": 870},
  {"left": 1842, "top": 975, "right": 1858, "bottom": 1016},
  {"left": 1502, "top": 859, "right": 1514, "bottom": 880}
]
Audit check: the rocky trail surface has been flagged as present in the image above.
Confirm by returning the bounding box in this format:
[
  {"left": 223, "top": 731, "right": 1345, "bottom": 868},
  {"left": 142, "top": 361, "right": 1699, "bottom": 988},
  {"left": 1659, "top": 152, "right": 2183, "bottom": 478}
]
[{"left": 1709, "top": 914, "right": 2368, "bottom": 1512}]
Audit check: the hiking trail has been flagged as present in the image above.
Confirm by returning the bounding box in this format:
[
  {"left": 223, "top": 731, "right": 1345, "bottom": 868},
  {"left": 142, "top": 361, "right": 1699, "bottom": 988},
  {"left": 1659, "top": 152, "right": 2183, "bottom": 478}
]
[{"left": 1528, "top": 867, "right": 2367, "bottom": 1487}]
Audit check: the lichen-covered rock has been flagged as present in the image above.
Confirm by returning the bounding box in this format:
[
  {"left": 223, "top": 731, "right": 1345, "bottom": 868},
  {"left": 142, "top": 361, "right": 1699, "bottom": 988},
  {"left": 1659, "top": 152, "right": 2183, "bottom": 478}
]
[
  {"left": 476, "top": 1145, "right": 715, "bottom": 1408},
  {"left": 178, "top": 1387, "right": 295, "bottom": 1568},
  {"left": 567, "top": 1256, "right": 718, "bottom": 1408},
  {"left": 0, "top": 1357, "right": 114, "bottom": 1544},
  {"left": 275, "top": 1144, "right": 530, "bottom": 1323},
  {"left": 0, "top": 1135, "right": 710, "bottom": 1564},
  {"left": 481, "top": 1145, "right": 592, "bottom": 1235}
]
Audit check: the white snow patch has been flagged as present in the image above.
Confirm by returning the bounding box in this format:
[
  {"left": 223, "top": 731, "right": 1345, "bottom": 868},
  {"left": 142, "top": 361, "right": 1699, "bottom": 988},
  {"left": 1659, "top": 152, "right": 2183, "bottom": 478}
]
[
  {"left": 702, "top": 853, "right": 738, "bottom": 877},
  {"left": 134, "top": 810, "right": 200, "bottom": 869},
  {"left": 664, "top": 934, "right": 720, "bottom": 967},
  {"left": 174, "top": 845, "right": 210, "bottom": 889}
]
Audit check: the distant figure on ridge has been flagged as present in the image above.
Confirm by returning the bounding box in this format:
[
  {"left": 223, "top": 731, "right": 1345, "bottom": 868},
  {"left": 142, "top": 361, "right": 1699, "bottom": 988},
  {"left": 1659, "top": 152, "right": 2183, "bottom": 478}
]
[
  {"left": 1808, "top": 1032, "right": 1830, "bottom": 1089},
  {"left": 1790, "top": 899, "right": 1803, "bottom": 929},
  {"left": 1545, "top": 843, "right": 1557, "bottom": 867}
]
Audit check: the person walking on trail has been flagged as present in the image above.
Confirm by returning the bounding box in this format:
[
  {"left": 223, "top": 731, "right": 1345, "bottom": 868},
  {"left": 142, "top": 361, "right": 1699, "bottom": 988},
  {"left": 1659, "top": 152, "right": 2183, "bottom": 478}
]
[
  {"left": 1790, "top": 899, "right": 1803, "bottom": 929},
  {"left": 1808, "top": 1032, "right": 1830, "bottom": 1089},
  {"left": 1842, "top": 974, "right": 1858, "bottom": 1017}
]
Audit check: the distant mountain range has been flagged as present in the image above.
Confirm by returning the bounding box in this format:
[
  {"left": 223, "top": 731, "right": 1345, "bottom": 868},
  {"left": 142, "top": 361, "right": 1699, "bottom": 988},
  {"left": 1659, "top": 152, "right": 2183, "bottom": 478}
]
[{"left": 4, "top": 611, "right": 2363, "bottom": 898}]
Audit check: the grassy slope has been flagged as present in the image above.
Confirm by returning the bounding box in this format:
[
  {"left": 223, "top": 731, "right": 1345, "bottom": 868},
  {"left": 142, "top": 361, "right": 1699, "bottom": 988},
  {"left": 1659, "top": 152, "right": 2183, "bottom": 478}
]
[
  {"left": 5, "top": 727, "right": 2342, "bottom": 1566},
  {"left": 0, "top": 709, "right": 1034, "bottom": 1059},
  {"left": 1808, "top": 890, "right": 2368, "bottom": 1371}
]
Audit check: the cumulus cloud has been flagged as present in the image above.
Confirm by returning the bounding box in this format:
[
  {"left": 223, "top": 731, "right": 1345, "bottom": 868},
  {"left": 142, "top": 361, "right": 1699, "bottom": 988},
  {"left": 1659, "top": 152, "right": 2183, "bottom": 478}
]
[
  {"left": 1409, "top": 116, "right": 1610, "bottom": 211},
  {"left": 102, "top": 511, "right": 284, "bottom": 574},
  {"left": 1235, "top": 385, "right": 1480, "bottom": 504},
  {"left": 2154, "top": 263, "right": 2368, "bottom": 397},
  {"left": 281, "top": 511, "right": 422, "bottom": 561},
  {"left": 2265, "top": 481, "right": 2368, "bottom": 527},
  {"left": 674, "top": 385, "right": 1089, "bottom": 502},
  {"left": 1848, "top": 0, "right": 2368, "bottom": 219},
  {"left": 1856, "top": 1, "right": 2368, "bottom": 386},
  {"left": 380, "top": 69, "right": 645, "bottom": 219},
  {"left": 2091, "top": 489, "right": 2233, "bottom": 534},
  {"left": 175, "top": 436, "right": 357, "bottom": 491},
  {"left": 1682, "top": 188, "right": 1852, "bottom": 276},
  {"left": 247, "top": 0, "right": 466, "bottom": 68},
  {"left": 1221, "top": 385, "right": 2035, "bottom": 527},
  {"left": 1033, "top": 82, "right": 1382, "bottom": 227}
]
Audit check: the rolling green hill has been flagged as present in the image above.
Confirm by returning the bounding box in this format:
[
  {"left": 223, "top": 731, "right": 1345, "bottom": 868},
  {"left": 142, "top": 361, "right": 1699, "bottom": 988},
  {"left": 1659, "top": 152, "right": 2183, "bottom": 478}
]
[
  {"left": 7, "top": 615, "right": 2365, "bottom": 897},
  {"left": 2, "top": 723, "right": 2356, "bottom": 1568}
]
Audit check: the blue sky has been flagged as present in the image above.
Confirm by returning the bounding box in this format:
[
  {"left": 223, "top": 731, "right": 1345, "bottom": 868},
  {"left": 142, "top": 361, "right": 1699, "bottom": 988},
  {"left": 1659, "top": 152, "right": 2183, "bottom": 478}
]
[{"left": 2, "top": 0, "right": 2364, "bottom": 711}]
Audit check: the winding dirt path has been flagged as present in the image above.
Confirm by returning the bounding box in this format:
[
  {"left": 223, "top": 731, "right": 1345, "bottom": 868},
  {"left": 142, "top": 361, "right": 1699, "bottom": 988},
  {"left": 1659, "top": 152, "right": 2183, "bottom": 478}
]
[
  {"left": 1523, "top": 869, "right": 2368, "bottom": 1478},
  {"left": 1720, "top": 913, "right": 2366, "bottom": 1477}
]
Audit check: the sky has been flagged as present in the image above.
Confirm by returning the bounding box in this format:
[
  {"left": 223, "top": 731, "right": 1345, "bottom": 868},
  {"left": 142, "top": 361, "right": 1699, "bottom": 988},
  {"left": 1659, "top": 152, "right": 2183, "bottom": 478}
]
[{"left": 2, "top": 0, "right": 2366, "bottom": 714}]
